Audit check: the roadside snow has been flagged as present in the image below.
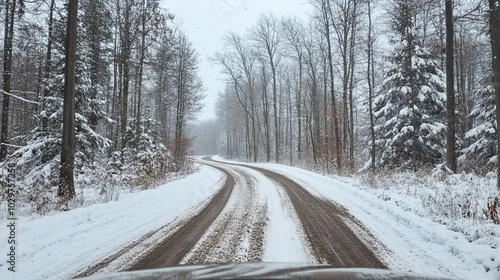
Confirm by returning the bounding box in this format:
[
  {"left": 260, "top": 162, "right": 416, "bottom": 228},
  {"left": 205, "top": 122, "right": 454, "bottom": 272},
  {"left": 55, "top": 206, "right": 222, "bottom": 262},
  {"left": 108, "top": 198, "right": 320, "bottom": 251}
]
[
  {"left": 214, "top": 157, "right": 500, "bottom": 280},
  {"left": 0, "top": 165, "right": 224, "bottom": 280}
]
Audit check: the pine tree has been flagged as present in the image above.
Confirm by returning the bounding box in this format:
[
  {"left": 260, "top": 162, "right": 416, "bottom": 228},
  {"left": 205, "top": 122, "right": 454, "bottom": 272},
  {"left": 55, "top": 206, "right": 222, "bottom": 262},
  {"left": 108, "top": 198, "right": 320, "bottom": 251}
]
[
  {"left": 2, "top": 2, "right": 110, "bottom": 210},
  {"left": 373, "top": 0, "right": 447, "bottom": 170},
  {"left": 460, "top": 86, "right": 496, "bottom": 170}
]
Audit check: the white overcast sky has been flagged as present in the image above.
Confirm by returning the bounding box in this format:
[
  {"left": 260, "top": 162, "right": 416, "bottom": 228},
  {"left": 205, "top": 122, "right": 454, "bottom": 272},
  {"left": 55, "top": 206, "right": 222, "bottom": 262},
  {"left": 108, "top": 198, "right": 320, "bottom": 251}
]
[{"left": 160, "top": 0, "right": 313, "bottom": 121}]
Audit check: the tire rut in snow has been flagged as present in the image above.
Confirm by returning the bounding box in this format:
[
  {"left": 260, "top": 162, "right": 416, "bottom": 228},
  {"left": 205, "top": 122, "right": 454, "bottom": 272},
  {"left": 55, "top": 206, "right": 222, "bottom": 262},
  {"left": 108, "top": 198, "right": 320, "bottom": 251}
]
[
  {"left": 181, "top": 168, "right": 268, "bottom": 264},
  {"left": 253, "top": 167, "right": 386, "bottom": 268},
  {"left": 124, "top": 164, "right": 235, "bottom": 270}
]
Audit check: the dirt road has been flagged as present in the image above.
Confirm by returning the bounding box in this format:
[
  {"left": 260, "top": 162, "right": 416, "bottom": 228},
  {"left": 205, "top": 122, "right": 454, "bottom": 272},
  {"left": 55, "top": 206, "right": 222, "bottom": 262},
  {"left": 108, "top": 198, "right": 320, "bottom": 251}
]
[
  {"left": 76, "top": 157, "right": 385, "bottom": 276},
  {"left": 241, "top": 164, "right": 385, "bottom": 267}
]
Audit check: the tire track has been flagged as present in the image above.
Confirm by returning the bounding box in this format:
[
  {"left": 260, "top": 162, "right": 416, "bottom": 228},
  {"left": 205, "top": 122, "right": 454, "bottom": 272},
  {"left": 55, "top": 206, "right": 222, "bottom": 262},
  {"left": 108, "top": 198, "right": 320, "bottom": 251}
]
[
  {"left": 181, "top": 164, "right": 268, "bottom": 264},
  {"left": 207, "top": 158, "right": 386, "bottom": 268},
  {"left": 126, "top": 164, "right": 235, "bottom": 270}
]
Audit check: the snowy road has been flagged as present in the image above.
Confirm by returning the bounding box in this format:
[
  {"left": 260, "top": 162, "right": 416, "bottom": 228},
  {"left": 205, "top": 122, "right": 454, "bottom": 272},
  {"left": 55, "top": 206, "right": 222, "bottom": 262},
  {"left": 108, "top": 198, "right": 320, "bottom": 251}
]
[
  {"left": 129, "top": 157, "right": 317, "bottom": 268},
  {"left": 127, "top": 156, "right": 385, "bottom": 270},
  {"left": 204, "top": 157, "right": 385, "bottom": 267},
  {"left": 2, "top": 157, "right": 498, "bottom": 280}
]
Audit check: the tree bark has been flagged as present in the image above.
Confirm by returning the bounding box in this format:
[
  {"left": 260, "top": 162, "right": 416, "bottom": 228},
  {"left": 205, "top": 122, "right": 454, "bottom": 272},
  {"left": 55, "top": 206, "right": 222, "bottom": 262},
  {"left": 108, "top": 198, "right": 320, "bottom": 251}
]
[
  {"left": 446, "top": 0, "right": 457, "bottom": 173},
  {"left": 58, "top": 0, "right": 79, "bottom": 201},
  {"left": 134, "top": 1, "right": 147, "bottom": 148},
  {"left": 489, "top": 0, "right": 500, "bottom": 190},
  {"left": 120, "top": 0, "right": 132, "bottom": 151},
  {"left": 41, "top": 0, "right": 56, "bottom": 132},
  {"left": 347, "top": 1, "right": 358, "bottom": 171},
  {"left": 323, "top": 0, "right": 342, "bottom": 172},
  {"left": 367, "top": 0, "right": 376, "bottom": 170},
  {"left": 0, "top": 0, "right": 17, "bottom": 161}
]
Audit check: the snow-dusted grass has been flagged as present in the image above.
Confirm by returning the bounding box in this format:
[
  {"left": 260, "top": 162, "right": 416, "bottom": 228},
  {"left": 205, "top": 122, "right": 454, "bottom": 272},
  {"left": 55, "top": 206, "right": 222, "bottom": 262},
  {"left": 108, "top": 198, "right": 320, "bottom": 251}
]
[
  {"left": 360, "top": 167, "right": 500, "bottom": 246},
  {"left": 0, "top": 165, "right": 224, "bottom": 280}
]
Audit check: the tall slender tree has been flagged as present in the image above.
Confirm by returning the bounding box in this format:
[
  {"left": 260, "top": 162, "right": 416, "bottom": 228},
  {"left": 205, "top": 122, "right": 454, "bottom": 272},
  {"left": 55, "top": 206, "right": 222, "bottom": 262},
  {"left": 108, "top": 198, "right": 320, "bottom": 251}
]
[
  {"left": 281, "top": 17, "right": 305, "bottom": 161},
  {"left": 251, "top": 14, "right": 281, "bottom": 163},
  {"left": 367, "top": 0, "right": 376, "bottom": 170},
  {"left": 0, "top": 0, "right": 21, "bottom": 161},
  {"left": 41, "top": 0, "right": 56, "bottom": 132},
  {"left": 313, "top": 0, "right": 342, "bottom": 171},
  {"left": 58, "top": 0, "right": 79, "bottom": 201},
  {"left": 489, "top": 0, "right": 500, "bottom": 189},
  {"left": 446, "top": 0, "right": 457, "bottom": 172}
]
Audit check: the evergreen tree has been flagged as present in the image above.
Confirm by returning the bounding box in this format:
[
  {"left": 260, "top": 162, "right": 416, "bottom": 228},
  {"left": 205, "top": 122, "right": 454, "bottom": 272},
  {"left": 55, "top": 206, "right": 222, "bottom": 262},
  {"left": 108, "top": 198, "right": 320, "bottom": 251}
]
[
  {"left": 373, "top": 0, "right": 447, "bottom": 170},
  {"left": 2, "top": 3, "right": 110, "bottom": 210},
  {"left": 460, "top": 86, "right": 496, "bottom": 170}
]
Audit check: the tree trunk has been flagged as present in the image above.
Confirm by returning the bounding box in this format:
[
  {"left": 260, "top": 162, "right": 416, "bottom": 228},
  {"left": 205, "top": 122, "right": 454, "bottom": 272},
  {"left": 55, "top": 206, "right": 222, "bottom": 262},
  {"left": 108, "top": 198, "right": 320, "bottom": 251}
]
[
  {"left": 120, "top": 1, "right": 132, "bottom": 151},
  {"left": 348, "top": 1, "right": 358, "bottom": 171},
  {"left": 41, "top": 0, "right": 56, "bottom": 132},
  {"left": 489, "top": 0, "right": 500, "bottom": 190},
  {"left": 174, "top": 48, "right": 185, "bottom": 166},
  {"left": 367, "top": 0, "right": 376, "bottom": 170},
  {"left": 58, "top": 0, "right": 79, "bottom": 201},
  {"left": 0, "top": 0, "right": 17, "bottom": 161},
  {"left": 446, "top": 0, "right": 457, "bottom": 173},
  {"left": 297, "top": 57, "right": 303, "bottom": 160},
  {"left": 134, "top": 2, "right": 147, "bottom": 148},
  {"left": 271, "top": 62, "right": 279, "bottom": 163},
  {"left": 323, "top": 0, "right": 342, "bottom": 172}
]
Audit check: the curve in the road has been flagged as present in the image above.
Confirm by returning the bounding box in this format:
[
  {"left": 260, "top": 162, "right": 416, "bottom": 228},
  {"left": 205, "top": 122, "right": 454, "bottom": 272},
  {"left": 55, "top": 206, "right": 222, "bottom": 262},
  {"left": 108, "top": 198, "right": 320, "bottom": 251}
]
[{"left": 208, "top": 158, "right": 386, "bottom": 268}]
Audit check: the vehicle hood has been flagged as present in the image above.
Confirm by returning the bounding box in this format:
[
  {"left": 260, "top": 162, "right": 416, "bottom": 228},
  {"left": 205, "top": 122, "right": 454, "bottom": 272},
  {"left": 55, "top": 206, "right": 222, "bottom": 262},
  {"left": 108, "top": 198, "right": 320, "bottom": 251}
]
[{"left": 80, "top": 262, "right": 452, "bottom": 279}]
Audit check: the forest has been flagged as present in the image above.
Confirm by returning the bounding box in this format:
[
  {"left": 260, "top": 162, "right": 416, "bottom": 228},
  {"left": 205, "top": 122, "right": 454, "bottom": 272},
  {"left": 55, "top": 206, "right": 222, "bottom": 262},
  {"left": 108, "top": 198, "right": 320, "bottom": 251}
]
[
  {"left": 0, "top": 0, "right": 204, "bottom": 213},
  {"left": 202, "top": 0, "right": 500, "bottom": 181},
  {"left": 1, "top": 2, "right": 499, "bottom": 278},
  {"left": 0, "top": 0, "right": 500, "bottom": 216}
]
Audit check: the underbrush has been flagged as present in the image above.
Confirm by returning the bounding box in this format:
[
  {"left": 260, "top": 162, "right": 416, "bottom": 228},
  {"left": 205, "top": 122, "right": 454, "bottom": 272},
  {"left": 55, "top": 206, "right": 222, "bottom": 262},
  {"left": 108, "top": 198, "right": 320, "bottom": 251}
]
[{"left": 359, "top": 165, "right": 500, "bottom": 245}]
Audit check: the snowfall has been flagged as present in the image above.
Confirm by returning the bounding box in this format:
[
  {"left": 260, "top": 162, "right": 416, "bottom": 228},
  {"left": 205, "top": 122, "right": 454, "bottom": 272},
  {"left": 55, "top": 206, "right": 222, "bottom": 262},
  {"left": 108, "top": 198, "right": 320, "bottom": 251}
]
[{"left": 1, "top": 156, "right": 499, "bottom": 280}]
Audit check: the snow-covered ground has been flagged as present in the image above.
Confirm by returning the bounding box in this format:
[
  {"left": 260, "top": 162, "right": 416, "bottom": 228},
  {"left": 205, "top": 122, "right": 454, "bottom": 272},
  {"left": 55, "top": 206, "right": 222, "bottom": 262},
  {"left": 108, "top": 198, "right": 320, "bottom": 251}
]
[
  {"left": 0, "top": 165, "right": 224, "bottom": 280},
  {"left": 2, "top": 157, "right": 499, "bottom": 280},
  {"left": 214, "top": 157, "right": 499, "bottom": 280}
]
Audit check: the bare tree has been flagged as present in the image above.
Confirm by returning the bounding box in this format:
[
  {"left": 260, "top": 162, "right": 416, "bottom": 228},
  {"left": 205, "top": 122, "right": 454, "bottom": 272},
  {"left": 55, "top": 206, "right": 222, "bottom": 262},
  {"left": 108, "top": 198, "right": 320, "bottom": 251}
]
[
  {"left": 116, "top": 0, "right": 139, "bottom": 151},
  {"left": 367, "top": 0, "right": 376, "bottom": 170},
  {"left": 330, "top": 0, "right": 360, "bottom": 171},
  {"left": 173, "top": 33, "right": 204, "bottom": 167},
  {"left": 41, "top": 0, "right": 56, "bottom": 132},
  {"left": 281, "top": 16, "right": 306, "bottom": 161},
  {"left": 212, "top": 32, "right": 259, "bottom": 162},
  {"left": 251, "top": 14, "right": 281, "bottom": 163},
  {"left": 313, "top": 0, "right": 342, "bottom": 171}
]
